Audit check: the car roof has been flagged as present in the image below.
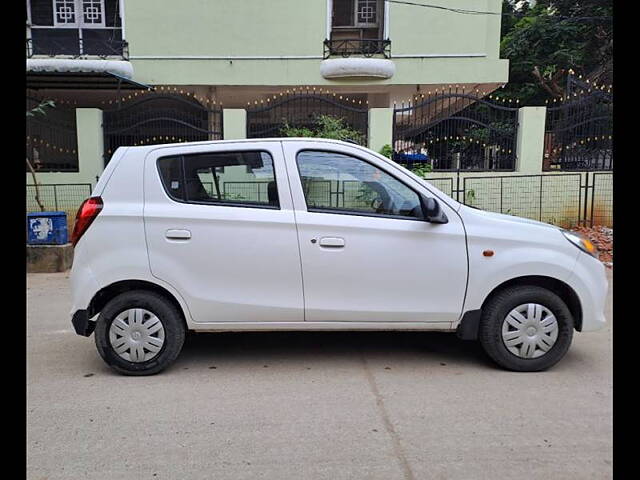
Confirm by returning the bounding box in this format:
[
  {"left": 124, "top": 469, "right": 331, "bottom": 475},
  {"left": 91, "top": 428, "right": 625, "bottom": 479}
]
[{"left": 121, "top": 137, "right": 365, "bottom": 155}]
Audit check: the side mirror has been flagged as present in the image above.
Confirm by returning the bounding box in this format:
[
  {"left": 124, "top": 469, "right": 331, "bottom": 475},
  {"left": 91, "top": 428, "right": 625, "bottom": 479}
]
[{"left": 420, "top": 195, "right": 448, "bottom": 224}]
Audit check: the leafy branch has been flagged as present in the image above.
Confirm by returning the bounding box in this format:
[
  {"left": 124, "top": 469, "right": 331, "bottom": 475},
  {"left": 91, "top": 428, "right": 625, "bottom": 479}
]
[{"left": 26, "top": 100, "right": 56, "bottom": 212}]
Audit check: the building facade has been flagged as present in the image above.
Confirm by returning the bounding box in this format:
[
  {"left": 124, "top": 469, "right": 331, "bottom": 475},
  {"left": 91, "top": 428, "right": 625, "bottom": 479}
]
[
  {"left": 27, "top": 0, "right": 509, "bottom": 179},
  {"left": 28, "top": 0, "right": 508, "bottom": 104},
  {"left": 25, "top": 1, "right": 614, "bottom": 229}
]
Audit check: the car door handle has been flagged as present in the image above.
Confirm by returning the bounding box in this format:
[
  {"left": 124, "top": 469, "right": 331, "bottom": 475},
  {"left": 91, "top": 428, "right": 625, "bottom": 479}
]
[
  {"left": 318, "top": 237, "right": 345, "bottom": 248},
  {"left": 165, "top": 229, "right": 191, "bottom": 240}
]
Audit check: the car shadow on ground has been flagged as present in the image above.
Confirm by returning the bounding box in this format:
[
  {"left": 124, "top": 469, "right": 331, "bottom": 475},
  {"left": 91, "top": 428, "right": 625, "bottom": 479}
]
[{"left": 174, "top": 330, "right": 496, "bottom": 370}]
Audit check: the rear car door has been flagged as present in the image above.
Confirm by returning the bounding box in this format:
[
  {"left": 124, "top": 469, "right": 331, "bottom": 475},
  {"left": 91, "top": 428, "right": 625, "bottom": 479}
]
[
  {"left": 144, "top": 141, "right": 304, "bottom": 323},
  {"left": 282, "top": 141, "right": 468, "bottom": 324}
]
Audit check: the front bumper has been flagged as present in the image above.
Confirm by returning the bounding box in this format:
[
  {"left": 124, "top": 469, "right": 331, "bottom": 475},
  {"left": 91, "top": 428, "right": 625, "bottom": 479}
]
[
  {"left": 72, "top": 310, "right": 96, "bottom": 337},
  {"left": 567, "top": 253, "right": 609, "bottom": 332}
]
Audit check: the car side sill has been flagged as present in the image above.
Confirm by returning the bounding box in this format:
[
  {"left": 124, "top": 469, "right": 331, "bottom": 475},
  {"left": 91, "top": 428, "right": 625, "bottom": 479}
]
[{"left": 188, "top": 321, "right": 454, "bottom": 332}]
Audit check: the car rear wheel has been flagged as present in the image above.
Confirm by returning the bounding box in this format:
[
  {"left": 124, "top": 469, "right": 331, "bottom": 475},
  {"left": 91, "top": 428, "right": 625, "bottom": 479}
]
[
  {"left": 478, "top": 285, "right": 574, "bottom": 371},
  {"left": 94, "top": 290, "right": 185, "bottom": 376}
]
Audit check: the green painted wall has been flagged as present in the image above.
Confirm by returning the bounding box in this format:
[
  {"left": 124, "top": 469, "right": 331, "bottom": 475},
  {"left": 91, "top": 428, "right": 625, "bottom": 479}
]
[
  {"left": 125, "top": 0, "right": 326, "bottom": 57},
  {"left": 516, "top": 107, "right": 547, "bottom": 173},
  {"left": 223, "top": 109, "right": 247, "bottom": 140},
  {"left": 368, "top": 108, "right": 393, "bottom": 153},
  {"left": 389, "top": 0, "right": 491, "bottom": 56},
  {"left": 131, "top": 57, "right": 508, "bottom": 86},
  {"left": 125, "top": 0, "right": 508, "bottom": 86}
]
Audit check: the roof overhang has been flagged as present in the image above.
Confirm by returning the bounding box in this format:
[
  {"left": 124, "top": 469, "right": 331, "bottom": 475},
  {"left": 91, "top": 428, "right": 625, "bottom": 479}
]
[
  {"left": 26, "top": 70, "right": 154, "bottom": 90},
  {"left": 26, "top": 58, "right": 153, "bottom": 91}
]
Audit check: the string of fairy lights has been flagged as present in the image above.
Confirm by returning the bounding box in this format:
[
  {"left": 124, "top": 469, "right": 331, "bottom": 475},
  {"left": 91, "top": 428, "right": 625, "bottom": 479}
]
[
  {"left": 28, "top": 75, "right": 613, "bottom": 155},
  {"left": 98, "top": 85, "right": 222, "bottom": 107},
  {"left": 245, "top": 87, "right": 369, "bottom": 107},
  {"left": 393, "top": 85, "right": 521, "bottom": 108},
  {"left": 411, "top": 135, "right": 514, "bottom": 154},
  {"left": 26, "top": 136, "right": 76, "bottom": 156},
  {"left": 548, "top": 136, "right": 612, "bottom": 155}
]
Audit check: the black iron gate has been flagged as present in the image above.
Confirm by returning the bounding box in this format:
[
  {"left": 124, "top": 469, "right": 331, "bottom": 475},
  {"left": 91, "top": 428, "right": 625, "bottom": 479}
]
[
  {"left": 544, "top": 90, "right": 612, "bottom": 171},
  {"left": 246, "top": 90, "right": 369, "bottom": 145},
  {"left": 27, "top": 97, "right": 79, "bottom": 172},
  {"left": 392, "top": 89, "right": 519, "bottom": 171},
  {"left": 103, "top": 94, "right": 223, "bottom": 162}
]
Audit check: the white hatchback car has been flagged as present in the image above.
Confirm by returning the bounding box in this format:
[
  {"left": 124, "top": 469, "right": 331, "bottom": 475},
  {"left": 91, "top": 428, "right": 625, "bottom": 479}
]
[{"left": 70, "top": 138, "right": 607, "bottom": 375}]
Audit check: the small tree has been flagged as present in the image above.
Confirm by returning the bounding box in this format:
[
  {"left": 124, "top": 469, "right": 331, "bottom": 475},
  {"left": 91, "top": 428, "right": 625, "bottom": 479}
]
[
  {"left": 26, "top": 100, "right": 55, "bottom": 212},
  {"left": 281, "top": 114, "right": 365, "bottom": 145}
]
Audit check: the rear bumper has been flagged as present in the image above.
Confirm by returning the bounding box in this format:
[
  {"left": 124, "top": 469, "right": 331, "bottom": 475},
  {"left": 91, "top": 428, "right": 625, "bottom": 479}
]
[{"left": 71, "top": 309, "right": 96, "bottom": 337}]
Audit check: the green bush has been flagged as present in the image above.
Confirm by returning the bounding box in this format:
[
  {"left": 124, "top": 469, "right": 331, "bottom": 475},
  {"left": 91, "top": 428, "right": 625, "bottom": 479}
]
[
  {"left": 280, "top": 115, "right": 365, "bottom": 145},
  {"left": 408, "top": 163, "right": 432, "bottom": 178},
  {"left": 379, "top": 144, "right": 393, "bottom": 158}
]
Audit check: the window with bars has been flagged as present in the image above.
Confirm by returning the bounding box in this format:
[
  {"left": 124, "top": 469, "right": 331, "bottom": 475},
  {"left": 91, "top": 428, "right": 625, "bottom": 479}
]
[
  {"left": 356, "top": 0, "right": 378, "bottom": 26},
  {"left": 333, "top": 0, "right": 380, "bottom": 27},
  {"left": 27, "top": 0, "right": 125, "bottom": 57},
  {"left": 328, "top": 0, "right": 387, "bottom": 57},
  {"left": 53, "top": 0, "right": 77, "bottom": 25},
  {"left": 53, "top": 0, "right": 105, "bottom": 27}
]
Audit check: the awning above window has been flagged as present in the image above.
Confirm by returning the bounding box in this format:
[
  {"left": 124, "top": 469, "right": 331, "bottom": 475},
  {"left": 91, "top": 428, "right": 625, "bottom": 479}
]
[
  {"left": 26, "top": 71, "right": 153, "bottom": 90},
  {"left": 26, "top": 58, "right": 152, "bottom": 90}
]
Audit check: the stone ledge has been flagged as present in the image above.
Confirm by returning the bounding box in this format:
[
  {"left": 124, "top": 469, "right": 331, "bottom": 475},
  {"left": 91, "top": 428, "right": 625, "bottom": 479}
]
[
  {"left": 320, "top": 58, "right": 396, "bottom": 79},
  {"left": 27, "top": 243, "right": 74, "bottom": 273}
]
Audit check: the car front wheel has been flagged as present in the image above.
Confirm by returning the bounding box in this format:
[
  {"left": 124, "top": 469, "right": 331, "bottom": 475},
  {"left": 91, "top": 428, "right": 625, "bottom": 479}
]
[{"left": 478, "top": 285, "right": 574, "bottom": 371}]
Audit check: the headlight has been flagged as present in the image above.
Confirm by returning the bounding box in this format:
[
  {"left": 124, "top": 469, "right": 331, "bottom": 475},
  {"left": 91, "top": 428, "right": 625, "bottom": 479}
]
[{"left": 561, "top": 229, "right": 598, "bottom": 257}]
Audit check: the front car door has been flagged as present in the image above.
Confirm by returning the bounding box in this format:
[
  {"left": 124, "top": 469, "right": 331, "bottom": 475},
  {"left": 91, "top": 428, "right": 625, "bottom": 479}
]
[
  {"left": 282, "top": 141, "right": 468, "bottom": 325},
  {"left": 144, "top": 141, "right": 304, "bottom": 324}
]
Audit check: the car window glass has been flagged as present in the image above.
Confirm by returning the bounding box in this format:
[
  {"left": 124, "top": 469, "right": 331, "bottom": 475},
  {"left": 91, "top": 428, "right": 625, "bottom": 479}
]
[
  {"left": 296, "top": 150, "right": 422, "bottom": 219},
  {"left": 157, "top": 151, "right": 278, "bottom": 207}
]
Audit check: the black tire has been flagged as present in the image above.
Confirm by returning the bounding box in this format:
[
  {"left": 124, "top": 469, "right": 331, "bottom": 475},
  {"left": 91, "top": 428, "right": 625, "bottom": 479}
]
[
  {"left": 478, "top": 285, "right": 574, "bottom": 372},
  {"left": 94, "top": 290, "right": 186, "bottom": 376}
]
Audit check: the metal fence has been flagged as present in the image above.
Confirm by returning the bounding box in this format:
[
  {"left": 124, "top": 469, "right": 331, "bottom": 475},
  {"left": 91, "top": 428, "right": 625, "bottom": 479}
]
[
  {"left": 223, "top": 182, "right": 270, "bottom": 203},
  {"left": 423, "top": 173, "right": 612, "bottom": 228},
  {"left": 590, "top": 172, "right": 613, "bottom": 227},
  {"left": 26, "top": 184, "right": 92, "bottom": 213},
  {"left": 462, "top": 174, "right": 582, "bottom": 227},
  {"left": 193, "top": 174, "right": 612, "bottom": 228},
  {"left": 24, "top": 174, "right": 611, "bottom": 234},
  {"left": 424, "top": 177, "right": 455, "bottom": 197},
  {"left": 323, "top": 39, "right": 391, "bottom": 59}
]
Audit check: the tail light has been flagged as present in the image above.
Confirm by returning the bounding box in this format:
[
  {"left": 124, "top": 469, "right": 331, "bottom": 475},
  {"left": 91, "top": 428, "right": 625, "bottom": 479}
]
[{"left": 71, "top": 197, "right": 103, "bottom": 246}]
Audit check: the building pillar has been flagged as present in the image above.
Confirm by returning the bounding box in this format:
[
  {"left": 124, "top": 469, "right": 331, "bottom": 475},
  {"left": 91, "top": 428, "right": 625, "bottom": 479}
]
[
  {"left": 223, "top": 109, "right": 247, "bottom": 140},
  {"left": 368, "top": 107, "right": 393, "bottom": 153},
  {"left": 515, "top": 106, "right": 546, "bottom": 174},
  {"left": 76, "top": 108, "right": 104, "bottom": 184}
]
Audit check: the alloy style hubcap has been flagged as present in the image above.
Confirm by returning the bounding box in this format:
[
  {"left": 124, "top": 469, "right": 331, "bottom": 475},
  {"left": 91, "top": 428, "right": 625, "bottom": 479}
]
[
  {"left": 501, "top": 303, "right": 559, "bottom": 359},
  {"left": 108, "top": 308, "right": 165, "bottom": 363}
]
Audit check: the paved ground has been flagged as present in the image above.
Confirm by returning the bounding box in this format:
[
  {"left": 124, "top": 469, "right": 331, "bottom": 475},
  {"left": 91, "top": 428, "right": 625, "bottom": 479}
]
[{"left": 27, "top": 270, "right": 613, "bottom": 480}]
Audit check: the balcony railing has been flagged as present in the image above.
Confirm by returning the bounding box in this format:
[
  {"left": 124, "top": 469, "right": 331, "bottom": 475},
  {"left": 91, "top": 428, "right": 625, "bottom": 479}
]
[
  {"left": 26, "top": 34, "right": 129, "bottom": 60},
  {"left": 323, "top": 39, "right": 391, "bottom": 59}
]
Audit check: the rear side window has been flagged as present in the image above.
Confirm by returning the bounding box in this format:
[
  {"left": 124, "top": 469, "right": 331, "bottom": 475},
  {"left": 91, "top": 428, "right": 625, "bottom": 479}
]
[{"left": 157, "top": 151, "right": 279, "bottom": 208}]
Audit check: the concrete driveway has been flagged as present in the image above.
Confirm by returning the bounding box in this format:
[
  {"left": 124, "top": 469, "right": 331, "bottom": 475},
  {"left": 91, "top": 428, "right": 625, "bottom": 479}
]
[{"left": 27, "top": 270, "right": 612, "bottom": 480}]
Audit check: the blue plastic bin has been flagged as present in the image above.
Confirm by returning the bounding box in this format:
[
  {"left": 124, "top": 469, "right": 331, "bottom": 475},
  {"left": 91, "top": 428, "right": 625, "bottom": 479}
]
[
  {"left": 393, "top": 152, "right": 429, "bottom": 164},
  {"left": 27, "top": 211, "right": 68, "bottom": 245}
]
